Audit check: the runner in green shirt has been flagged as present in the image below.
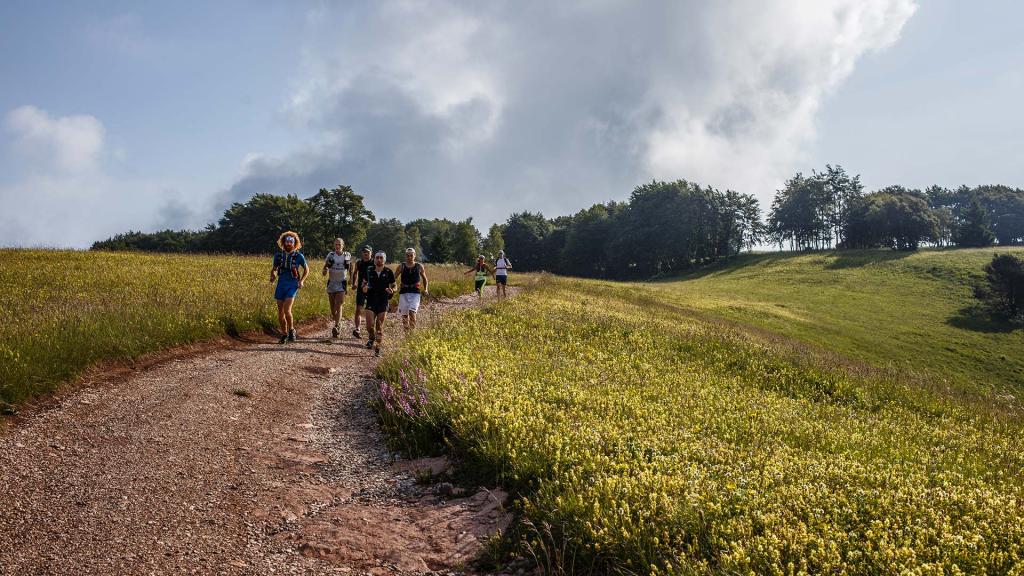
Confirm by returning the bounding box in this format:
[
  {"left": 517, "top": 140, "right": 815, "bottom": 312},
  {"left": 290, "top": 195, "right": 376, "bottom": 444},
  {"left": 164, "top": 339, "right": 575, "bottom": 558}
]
[{"left": 464, "top": 255, "right": 493, "bottom": 300}]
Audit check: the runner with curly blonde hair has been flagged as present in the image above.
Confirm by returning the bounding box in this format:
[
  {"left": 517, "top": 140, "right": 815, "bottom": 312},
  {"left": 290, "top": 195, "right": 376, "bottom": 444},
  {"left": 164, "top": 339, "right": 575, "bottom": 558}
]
[{"left": 270, "top": 231, "right": 308, "bottom": 343}]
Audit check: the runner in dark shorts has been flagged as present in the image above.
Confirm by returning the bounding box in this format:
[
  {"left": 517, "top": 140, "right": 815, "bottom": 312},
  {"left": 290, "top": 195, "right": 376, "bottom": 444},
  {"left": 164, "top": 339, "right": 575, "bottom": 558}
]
[
  {"left": 494, "top": 250, "right": 512, "bottom": 298},
  {"left": 361, "top": 251, "right": 396, "bottom": 357},
  {"left": 464, "top": 255, "right": 493, "bottom": 300},
  {"left": 351, "top": 245, "right": 374, "bottom": 339}
]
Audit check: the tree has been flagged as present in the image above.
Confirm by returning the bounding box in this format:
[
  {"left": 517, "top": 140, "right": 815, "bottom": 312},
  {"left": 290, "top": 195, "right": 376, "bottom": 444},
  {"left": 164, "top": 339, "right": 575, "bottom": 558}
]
[
  {"left": 305, "top": 185, "right": 375, "bottom": 255},
  {"left": 503, "top": 212, "right": 553, "bottom": 271},
  {"left": 560, "top": 203, "right": 621, "bottom": 277},
  {"left": 450, "top": 218, "right": 482, "bottom": 264},
  {"left": 768, "top": 173, "right": 830, "bottom": 250},
  {"left": 91, "top": 229, "right": 209, "bottom": 253},
  {"left": 974, "top": 253, "right": 1024, "bottom": 323},
  {"left": 404, "top": 225, "right": 423, "bottom": 257},
  {"left": 205, "top": 193, "right": 317, "bottom": 253},
  {"left": 364, "top": 218, "right": 407, "bottom": 262},
  {"left": 481, "top": 224, "right": 505, "bottom": 259},
  {"left": 929, "top": 207, "right": 956, "bottom": 247},
  {"left": 722, "top": 190, "right": 763, "bottom": 255},
  {"left": 843, "top": 187, "right": 938, "bottom": 250},
  {"left": 428, "top": 227, "right": 454, "bottom": 263},
  {"left": 955, "top": 195, "right": 996, "bottom": 247},
  {"left": 875, "top": 187, "right": 938, "bottom": 250},
  {"left": 821, "top": 164, "right": 863, "bottom": 246}
]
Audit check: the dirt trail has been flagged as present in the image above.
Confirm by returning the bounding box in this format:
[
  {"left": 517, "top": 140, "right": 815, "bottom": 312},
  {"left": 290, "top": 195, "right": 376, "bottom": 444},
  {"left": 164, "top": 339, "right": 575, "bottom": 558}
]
[{"left": 0, "top": 288, "right": 517, "bottom": 576}]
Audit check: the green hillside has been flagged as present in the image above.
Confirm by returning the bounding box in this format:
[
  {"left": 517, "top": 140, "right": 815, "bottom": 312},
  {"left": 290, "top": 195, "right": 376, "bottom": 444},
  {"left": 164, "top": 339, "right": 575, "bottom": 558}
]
[{"left": 656, "top": 248, "right": 1024, "bottom": 396}]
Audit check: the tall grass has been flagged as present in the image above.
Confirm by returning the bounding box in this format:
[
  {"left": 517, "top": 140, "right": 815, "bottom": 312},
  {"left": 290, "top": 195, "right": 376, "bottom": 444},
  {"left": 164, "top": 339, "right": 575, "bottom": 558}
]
[
  {"left": 379, "top": 276, "right": 1024, "bottom": 574},
  {"left": 0, "top": 249, "right": 472, "bottom": 405}
]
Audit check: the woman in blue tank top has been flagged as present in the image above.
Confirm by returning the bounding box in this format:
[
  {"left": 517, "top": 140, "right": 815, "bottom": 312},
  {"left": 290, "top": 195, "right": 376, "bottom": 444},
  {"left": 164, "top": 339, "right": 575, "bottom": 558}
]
[{"left": 270, "top": 231, "right": 308, "bottom": 344}]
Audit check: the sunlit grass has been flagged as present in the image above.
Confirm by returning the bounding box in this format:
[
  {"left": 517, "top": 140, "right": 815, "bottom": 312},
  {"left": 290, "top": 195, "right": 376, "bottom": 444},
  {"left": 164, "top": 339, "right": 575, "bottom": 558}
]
[
  {"left": 656, "top": 247, "right": 1024, "bottom": 395},
  {"left": 379, "top": 270, "right": 1024, "bottom": 574},
  {"left": 0, "top": 249, "right": 473, "bottom": 405}
]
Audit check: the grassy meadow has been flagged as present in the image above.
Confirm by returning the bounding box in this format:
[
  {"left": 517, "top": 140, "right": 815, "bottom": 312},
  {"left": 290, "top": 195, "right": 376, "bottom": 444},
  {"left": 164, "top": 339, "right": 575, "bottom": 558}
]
[
  {"left": 379, "top": 250, "right": 1024, "bottom": 574},
  {"left": 656, "top": 248, "right": 1024, "bottom": 395},
  {"left": 0, "top": 249, "right": 473, "bottom": 406}
]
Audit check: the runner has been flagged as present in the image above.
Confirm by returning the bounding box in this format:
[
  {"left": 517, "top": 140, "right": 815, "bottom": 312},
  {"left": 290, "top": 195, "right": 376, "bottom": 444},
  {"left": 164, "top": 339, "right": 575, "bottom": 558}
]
[
  {"left": 321, "top": 238, "right": 351, "bottom": 338},
  {"left": 270, "top": 231, "right": 308, "bottom": 344},
  {"left": 464, "top": 255, "right": 493, "bottom": 300},
  {"left": 361, "top": 250, "right": 396, "bottom": 357},
  {"left": 351, "top": 245, "right": 374, "bottom": 339},
  {"left": 494, "top": 250, "right": 512, "bottom": 299},
  {"left": 395, "top": 248, "right": 429, "bottom": 332}
]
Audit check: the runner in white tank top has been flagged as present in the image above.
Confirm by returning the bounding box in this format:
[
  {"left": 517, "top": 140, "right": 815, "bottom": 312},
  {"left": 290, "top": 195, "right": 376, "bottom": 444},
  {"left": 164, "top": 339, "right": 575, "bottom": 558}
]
[{"left": 494, "top": 250, "right": 512, "bottom": 298}]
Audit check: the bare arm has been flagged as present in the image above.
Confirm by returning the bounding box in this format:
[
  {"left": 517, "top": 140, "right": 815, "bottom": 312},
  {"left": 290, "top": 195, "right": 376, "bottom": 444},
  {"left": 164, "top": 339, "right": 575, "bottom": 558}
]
[{"left": 419, "top": 264, "right": 429, "bottom": 294}]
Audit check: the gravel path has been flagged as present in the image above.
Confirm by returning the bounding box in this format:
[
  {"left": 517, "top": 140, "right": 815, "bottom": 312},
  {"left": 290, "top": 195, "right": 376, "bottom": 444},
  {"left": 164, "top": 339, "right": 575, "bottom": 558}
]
[{"left": 0, "top": 288, "right": 517, "bottom": 576}]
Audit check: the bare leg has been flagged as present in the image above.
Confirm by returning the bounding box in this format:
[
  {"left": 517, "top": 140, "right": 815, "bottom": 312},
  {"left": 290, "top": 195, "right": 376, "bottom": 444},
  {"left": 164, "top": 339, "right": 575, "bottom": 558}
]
[
  {"left": 330, "top": 293, "right": 344, "bottom": 325},
  {"left": 364, "top": 309, "right": 376, "bottom": 341},
  {"left": 375, "top": 312, "right": 387, "bottom": 344},
  {"left": 408, "top": 310, "right": 417, "bottom": 330},
  {"left": 354, "top": 305, "right": 363, "bottom": 330},
  {"left": 283, "top": 298, "right": 295, "bottom": 332},
  {"left": 277, "top": 300, "right": 287, "bottom": 333}
]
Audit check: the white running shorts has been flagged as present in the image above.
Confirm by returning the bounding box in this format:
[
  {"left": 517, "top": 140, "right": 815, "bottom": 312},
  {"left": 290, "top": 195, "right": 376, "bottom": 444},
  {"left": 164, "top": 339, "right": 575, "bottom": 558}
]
[{"left": 398, "top": 293, "right": 421, "bottom": 315}]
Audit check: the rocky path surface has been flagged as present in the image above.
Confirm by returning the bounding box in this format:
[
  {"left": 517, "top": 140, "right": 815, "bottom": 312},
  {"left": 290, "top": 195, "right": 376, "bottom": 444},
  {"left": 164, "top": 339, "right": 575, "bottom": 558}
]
[{"left": 0, "top": 288, "right": 517, "bottom": 576}]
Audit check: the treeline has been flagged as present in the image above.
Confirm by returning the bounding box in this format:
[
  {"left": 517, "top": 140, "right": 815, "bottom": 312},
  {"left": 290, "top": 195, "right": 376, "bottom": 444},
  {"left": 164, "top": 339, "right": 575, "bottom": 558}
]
[
  {"left": 92, "top": 186, "right": 504, "bottom": 264},
  {"left": 768, "top": 166, "right": 1024, "bottom": 250},
  {"left": 502, "top": 180, "right": 761, "bottom": 278},
  {"left": 93, "top": 167, "right": 1024, "bottom": 279}
]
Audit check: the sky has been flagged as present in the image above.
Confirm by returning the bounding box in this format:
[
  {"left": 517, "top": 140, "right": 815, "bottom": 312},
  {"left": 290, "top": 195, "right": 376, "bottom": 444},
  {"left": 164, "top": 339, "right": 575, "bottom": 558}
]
[{"left": 1, "top": 0, "right": 1022, "bottom": 248}]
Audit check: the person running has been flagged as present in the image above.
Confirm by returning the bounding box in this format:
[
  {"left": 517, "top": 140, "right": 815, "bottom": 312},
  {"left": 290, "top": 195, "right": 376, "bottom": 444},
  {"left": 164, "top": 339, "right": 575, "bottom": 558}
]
[
  {"left": 494, "top": 250, "right": 512, "bottom": 299},
  {"left": 361, "top": 250, "right": 396, "bottom": 357},
  {"left": 270, "top": 231, "right": 308, "bottom": 344},
  {"left": 321, "top": 237, "right": 351, "bottom": 338},
  {"left": 350, "top": 245, "right": 374, "bottom": 339},
  {"left": 464, "top": 255, "right": 493, "bottom": 299},
  {"left": 395, "top": 248, "right": 429, "bottom": 332}
]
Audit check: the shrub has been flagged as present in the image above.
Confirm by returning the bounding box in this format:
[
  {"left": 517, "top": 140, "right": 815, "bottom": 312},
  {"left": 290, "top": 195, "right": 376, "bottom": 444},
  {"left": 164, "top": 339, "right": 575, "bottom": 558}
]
[{"left": 975, "top": 253, "right": 1024, "bottom": 323}]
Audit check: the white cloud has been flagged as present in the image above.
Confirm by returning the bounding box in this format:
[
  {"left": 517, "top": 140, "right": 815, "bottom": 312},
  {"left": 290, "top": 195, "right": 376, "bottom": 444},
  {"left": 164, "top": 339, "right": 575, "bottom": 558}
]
[
  {"left": 1, "top": 107, "right": 188, "bottom": 248},
  {"left": 226, "top": 0, "right": 917, "bottom": 225},
  {"left": 6, "top": 105, "right": 105, "bottom": 173}
]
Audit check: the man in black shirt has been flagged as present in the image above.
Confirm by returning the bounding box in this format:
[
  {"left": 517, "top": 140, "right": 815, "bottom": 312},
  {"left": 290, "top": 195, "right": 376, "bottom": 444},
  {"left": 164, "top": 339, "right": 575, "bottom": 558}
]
[
  {"left": 350, "top": 245, "right": 374, "bottom": 339},
  {"left": 361, "top": 250, "right": 396, "bottom": 356}
]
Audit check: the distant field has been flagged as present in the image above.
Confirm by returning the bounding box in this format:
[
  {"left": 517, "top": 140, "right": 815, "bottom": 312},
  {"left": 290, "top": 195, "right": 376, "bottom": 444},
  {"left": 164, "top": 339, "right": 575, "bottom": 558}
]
[
  {"left": 0, "top": 250, "right": 473, "bottom": 406},
  {"left": 656, "top": 248, "right": 1024, "bottom": 395},
  {"left": 381, "top": 258, "right": 1024, "bottom": 574}
]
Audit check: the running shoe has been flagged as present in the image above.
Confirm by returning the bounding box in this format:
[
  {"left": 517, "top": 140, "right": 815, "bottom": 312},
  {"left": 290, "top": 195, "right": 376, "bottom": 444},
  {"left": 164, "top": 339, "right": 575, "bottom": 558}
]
[
  {"left": 351, "top": 329, "right": 360, "bottom": 338},
  {"left": 288, "top": 330, "right": 296, "bottom": 342},
  {"left": 374, "top": 346, "right": 381, "bottom": 357},
  {"left": 331, "top": 325, "right": 340, "bottom": 338},
  {"left": 365, "top": 339, "right": 374, "bottom": 349},
  {"left": 278, "top": 334, "right": 288, "bottom": 344}
]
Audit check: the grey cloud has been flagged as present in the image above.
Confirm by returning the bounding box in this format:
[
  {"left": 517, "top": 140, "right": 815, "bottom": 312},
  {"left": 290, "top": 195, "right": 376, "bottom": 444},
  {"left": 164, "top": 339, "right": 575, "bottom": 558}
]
[{"left": 221, "top": 0, "right": 917, "bottom": 226}]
